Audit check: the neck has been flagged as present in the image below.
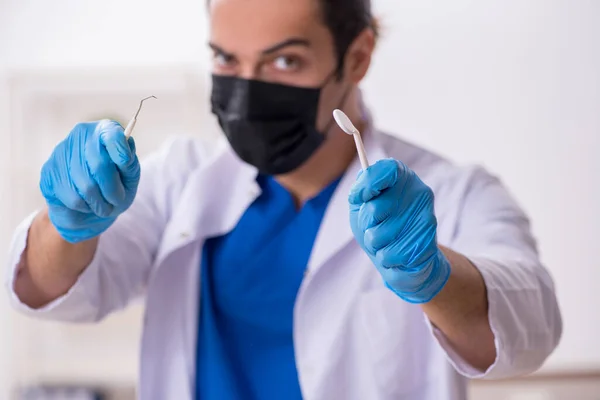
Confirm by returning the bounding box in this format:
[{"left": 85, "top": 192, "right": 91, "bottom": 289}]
[{"left": 275, "top": 91, "right": 365, "bottom": 206}]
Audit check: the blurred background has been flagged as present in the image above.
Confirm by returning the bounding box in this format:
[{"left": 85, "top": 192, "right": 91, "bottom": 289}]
[{"left": 0, "top": 0, "right": 598, "bottom": 399}]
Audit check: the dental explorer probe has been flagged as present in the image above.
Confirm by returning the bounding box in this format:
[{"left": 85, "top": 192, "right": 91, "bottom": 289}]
[{"left": 124, "top": 95, "right": 157, "bottom": 139}]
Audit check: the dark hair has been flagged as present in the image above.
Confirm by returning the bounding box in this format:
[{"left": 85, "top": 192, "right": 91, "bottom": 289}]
[
  {"left": 319, "top": 0, "right": 379, "bottom": 76},
  {"left": 207, "top": 0, "right": 379, "bottom": 77}
]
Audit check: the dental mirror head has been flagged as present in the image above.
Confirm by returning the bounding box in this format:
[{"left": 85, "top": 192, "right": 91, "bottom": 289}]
[{"left": 333, "top": 109, "right": 359, "bottom": 135}]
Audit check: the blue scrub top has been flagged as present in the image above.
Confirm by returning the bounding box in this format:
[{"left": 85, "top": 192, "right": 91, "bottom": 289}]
[{"left": 196, "top": 174, "right": 341, "bottom": 400}]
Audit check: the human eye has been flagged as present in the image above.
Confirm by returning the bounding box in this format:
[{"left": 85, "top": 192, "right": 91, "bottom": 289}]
[
  {"left": 213, "top": 51, "right": 237, "bottom": 71},
  {"left": 271, "top": 55, "right": 303, "bottom": 72}
]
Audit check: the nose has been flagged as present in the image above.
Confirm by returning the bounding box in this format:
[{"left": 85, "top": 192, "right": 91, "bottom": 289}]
[{"left": 238, "top": 64, "right": 260, "bottom": 81}]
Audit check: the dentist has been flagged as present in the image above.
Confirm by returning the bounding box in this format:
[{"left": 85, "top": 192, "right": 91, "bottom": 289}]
[{"left": 6, "top": 0, "right": 561, "bottom": 399}]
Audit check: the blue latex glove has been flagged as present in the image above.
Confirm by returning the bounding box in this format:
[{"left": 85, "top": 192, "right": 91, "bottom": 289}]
[
  {"left": 39, "top": 120, "right": 141, "bottom": 243},
  {"left": 349, "top": 158, "right": 451, "bottom": 304}
]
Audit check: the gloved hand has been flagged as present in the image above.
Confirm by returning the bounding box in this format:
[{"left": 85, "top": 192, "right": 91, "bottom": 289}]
[
  {"left": 349, "top": 158, "right": 451, "bottom": 304},
  {"left": 39, "top": 120, "right": 141, "bottom": 243}
]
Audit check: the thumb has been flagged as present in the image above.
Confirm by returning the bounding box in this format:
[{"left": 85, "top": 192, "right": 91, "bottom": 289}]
[
  {"left": 119, "top": 140, "right": 141, "bottom": 193},
  {"left": 97, "top": 120, "right": 139, "bottom": 179},
  {"left": 349, "top": 158, "right": 399, "bottom": 205}
]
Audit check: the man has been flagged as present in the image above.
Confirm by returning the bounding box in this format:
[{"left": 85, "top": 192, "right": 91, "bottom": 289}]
[{"left": 6, "top": 0, "right": 562, "bottom": 399}]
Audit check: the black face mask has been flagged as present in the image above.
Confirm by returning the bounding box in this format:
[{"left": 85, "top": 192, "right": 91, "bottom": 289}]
[{"left": 210, "top": 74, "right": 339, "bottom": 175}]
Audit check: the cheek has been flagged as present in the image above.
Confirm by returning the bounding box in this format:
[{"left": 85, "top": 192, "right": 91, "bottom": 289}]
[{"left": 316, "top": 83, "right": 346, "bottom": 130}]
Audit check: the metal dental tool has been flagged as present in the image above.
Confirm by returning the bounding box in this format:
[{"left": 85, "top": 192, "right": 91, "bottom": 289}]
[{"left": 124, "top": 95, "right": 157, "bottom": 139}]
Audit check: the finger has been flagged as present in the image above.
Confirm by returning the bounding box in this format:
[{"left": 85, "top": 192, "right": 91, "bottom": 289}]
[
  {"left": 361, "top": 186, "right": 437, "bottom": 251},
  {"left": 377, "top": 264, "right": 426, "bottom": 295},
  {"left": 363, "top": 216, "right": 404, "bottom": 254},
  {"left": 47, "top": 203, "right": 88, "bottom": 232},
  {"left": 364, "top": 212, "right": 433, "bottom": 256},
  {"left": 40, "top": 159, "right": 91, "bottom": 214},
  {"left": 97, "top": 120, "right": 137, "bottom": 176},
  {"left": 85, "top": 126, "right": 126, "bottom": 206},
  {"left": 349, "top": 159, "right": 399, "bottom": 205},
  {"left": 374, "top": 219, "right": 438, "bottom": 269},
  {"left": 46, "top": 192, "right": 91, "bottom": 215},
  {"left": 123, "top": 139, "right": 140, "bottom": 193},
  {"left": 356, "top": 188, "right": 399, "bottom": 231},
  {"left": 70, "top": 143, "right": 114, "bottom": 218},
  {"left": 127, "top": 136, "right": 137, "bottom": 154}
]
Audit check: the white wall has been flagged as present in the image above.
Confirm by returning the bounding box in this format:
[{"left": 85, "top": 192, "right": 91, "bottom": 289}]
[
  {"left": 1, "top": 0, "right": 599, "bottom": 390},
  {"left": 0, "top": 0, "right": 209, "bottom": 68},
  {"left": 1, "top": 4, "right": 15, "bottom": 398},
  {"left": 0, "top": 75, "right": 13, "bottom": 400}
]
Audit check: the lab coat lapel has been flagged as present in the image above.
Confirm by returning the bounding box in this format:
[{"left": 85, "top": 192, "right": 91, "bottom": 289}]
[
  {"left": 155, "top": 140, "right": 260, "bottom": 267},
  {"left": 307, "top": 129, "right": 388, "bottom": 274},
  {"left": 150, "top": 140, "right": 260, "bottom": 399},
  {"left": 187, "top": 141, "right": 261, "bottom": 240}
]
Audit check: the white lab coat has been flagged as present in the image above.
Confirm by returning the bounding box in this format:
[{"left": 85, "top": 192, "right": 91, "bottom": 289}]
[{"left": 6, "top": 107, "right": 561, "bottom": 400}]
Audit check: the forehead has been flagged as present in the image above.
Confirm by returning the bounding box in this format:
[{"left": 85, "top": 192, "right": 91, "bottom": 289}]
[{"left": 209, "top": 0, "right": 327, "bottom": 50}]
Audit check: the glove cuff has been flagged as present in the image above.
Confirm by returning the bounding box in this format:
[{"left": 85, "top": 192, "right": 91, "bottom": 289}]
[{"left": 47, "top": 207, "right": 115, "bottom": 244}]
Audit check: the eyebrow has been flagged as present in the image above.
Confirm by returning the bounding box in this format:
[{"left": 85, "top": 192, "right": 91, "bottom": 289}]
[
  {"left": 209, "top": 38, "right": 311, "bottom": 57},
  {"left": 261, "top": 38, "right": 310, "bottom": 54}
]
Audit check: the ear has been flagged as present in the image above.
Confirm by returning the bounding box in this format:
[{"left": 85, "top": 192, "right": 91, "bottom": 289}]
[{"left": 342, "top": 28, "right": 376, "bottom": 84}]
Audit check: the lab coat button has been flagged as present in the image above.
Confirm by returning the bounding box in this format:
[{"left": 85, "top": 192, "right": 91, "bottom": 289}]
[
  {"left": 179, "top": 232, "right": 190, "bottom": 239},
  {"left": 248, "top": 187, "right": 260, "bottom": 198}
]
